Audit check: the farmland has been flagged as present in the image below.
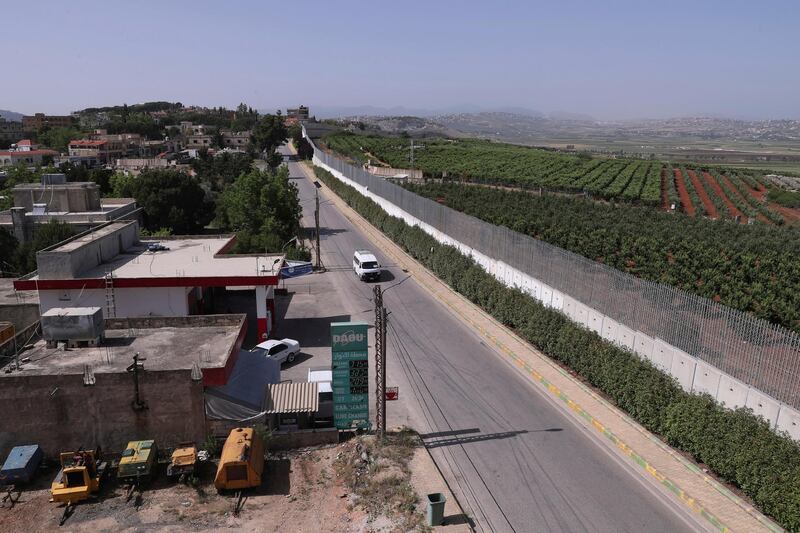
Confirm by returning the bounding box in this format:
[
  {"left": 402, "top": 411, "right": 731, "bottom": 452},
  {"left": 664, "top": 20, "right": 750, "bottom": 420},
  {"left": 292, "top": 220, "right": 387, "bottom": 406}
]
[
  {"left": 324, "top": 133, "right": 799, "bottom": 223},
  {"left": 402, "top": 182, "right": 800, "bottom": 332}
]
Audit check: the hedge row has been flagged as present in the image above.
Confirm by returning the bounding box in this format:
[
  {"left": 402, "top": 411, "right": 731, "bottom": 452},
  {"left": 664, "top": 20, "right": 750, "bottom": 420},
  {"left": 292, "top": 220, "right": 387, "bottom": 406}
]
[{"left": 314, "top": 165, "right": 800, "bottom": 531}]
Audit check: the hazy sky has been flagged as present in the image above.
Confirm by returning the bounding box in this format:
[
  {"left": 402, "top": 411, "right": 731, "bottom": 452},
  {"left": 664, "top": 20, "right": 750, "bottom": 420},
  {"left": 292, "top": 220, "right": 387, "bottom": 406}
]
[{"left": 2, "top": 0, "right": 798, "bottom": 120}]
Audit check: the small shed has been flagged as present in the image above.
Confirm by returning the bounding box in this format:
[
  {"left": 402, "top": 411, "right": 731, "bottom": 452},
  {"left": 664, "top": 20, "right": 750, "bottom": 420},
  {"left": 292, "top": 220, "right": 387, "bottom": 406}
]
[
  {"left": 0, "top": 444, "right": 42, "bottom": 484},
  {"left": 265, "top": 382, "right": 319, "bottom": 430}
]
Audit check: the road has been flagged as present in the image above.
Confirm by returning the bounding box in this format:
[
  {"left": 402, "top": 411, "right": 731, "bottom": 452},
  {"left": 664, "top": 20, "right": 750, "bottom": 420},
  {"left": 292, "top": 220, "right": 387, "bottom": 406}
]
[{"left": 276, "top": 146, "right": 700, "bottom": 533}]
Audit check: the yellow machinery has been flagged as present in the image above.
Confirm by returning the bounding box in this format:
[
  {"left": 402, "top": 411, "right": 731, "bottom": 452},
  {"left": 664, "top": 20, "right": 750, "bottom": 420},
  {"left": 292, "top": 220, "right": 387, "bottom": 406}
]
[
  {"left": 117, "top": 440, "right": 158, "bottom": 485},
  {"left": 167, "top": 442, "right": 197, "bottom": 481},
  {"left": 50, "top": 448, "right": 106, "bottom": 505},
  {"left": 214, "top": 428, "right": 265, "bottom": 491}
]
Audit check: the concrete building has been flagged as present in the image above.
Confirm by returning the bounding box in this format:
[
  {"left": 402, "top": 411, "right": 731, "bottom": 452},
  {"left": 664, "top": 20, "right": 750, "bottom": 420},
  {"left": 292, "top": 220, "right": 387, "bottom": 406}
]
[
  {"left": 0, "top": 178, "right": 138, "bottom": 242},
  {"left": 0, "top": 149, "right": 58, "bottom": 167},
  {"left": 287, "top": 106, "right": 310, "bottom": 121},
  {"left": 0, "top": 119, "right": 24, "bottom": 142},
  {"left": 221, "top": 129, "right": 251, "bottom": 149},
  {"left": 22, "top": 113, "right": 76, "bottom": 131},
  {"left": 0, "top": 313, "right": 248, "bottom": 458},
  {"left": 68, "top": 139, "right": 128, "bottom": 164},
  {"left": 185, "top": 134, "right": 213, "bottom": 149},
  {"left": 14, "top": 220, "right": 284, "bottom": 340}
]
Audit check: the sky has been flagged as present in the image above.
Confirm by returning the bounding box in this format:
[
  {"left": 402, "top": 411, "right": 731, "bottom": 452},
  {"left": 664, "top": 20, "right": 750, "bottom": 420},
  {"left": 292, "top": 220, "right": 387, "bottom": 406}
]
[{"left": 2, "top": 0, "right": 799, "bottom": 120}]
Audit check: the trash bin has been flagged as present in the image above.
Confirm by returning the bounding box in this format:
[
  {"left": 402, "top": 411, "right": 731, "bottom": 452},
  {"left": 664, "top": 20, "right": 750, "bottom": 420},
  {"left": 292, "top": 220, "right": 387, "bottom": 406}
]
[{"left": 427, "top": 492, "right": 446, "bottom": 526}]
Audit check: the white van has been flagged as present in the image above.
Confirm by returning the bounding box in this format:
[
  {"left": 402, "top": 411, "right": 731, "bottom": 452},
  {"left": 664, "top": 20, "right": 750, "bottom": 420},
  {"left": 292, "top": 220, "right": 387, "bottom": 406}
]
[{"left": 353, "top": 250, "right": 382, "bottom": 281}]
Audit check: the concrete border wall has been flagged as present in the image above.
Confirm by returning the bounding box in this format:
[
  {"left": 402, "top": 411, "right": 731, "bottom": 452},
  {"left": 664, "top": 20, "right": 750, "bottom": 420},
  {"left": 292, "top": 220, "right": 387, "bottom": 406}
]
[{"left": 312, "top": 149, "right": 800, "bottom": 441}]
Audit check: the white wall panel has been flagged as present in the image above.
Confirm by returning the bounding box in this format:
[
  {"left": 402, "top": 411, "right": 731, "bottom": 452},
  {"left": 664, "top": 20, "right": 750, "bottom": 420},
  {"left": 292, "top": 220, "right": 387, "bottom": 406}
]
[
  {"left": 776, "top": 405, "right": 800, "bottom": 441},
  {"left": 587, "top": 310, "right": 604, "bottom": 334},
  {"left": 651, "top": 338, "right": 674, "bottom": 372},
  {"left": 551, "top": 290, "right": 564, "bottom": 312},
  {"left": 746, "top": 389, "right": 781, "bottom": 427},
  {"left": 615, "top": 325, "right": 636, "bottom": 351},
  {"left": 574, "top": 302, "right": 589, "bottom": 327},
  {"left": 692, "top": 361, "right": 722, "bottom": 397},
  {"left": 541, "top": 285, "right": 553, "bottom": 308},
  {"left": 717, "top": 375, "right": 750, "bottom": 409},
  {"left": 669, "top": 350, "right": 696, "bottom": 391},
  {"left": 601, "top": 317, "right": 618, "bottom": 343}
]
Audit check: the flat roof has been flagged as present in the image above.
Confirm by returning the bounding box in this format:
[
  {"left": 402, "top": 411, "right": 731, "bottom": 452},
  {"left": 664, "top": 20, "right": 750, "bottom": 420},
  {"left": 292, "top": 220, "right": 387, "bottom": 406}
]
[
  {"left": 75, "top": 237, "right": 284, "bottom": 279},
  {"left": 2, "top": 315, "right": 245, "bottom": 382}
]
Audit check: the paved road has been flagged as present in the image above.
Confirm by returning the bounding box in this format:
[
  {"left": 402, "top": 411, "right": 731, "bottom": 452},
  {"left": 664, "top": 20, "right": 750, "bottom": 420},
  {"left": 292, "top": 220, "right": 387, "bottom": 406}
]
[{"left": 277, "top": 146, "right": 700, "bottom": 533}]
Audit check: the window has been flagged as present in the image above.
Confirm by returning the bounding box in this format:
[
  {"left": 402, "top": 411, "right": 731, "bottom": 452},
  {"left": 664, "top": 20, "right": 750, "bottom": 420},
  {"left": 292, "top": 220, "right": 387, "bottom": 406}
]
[
  {"left": 362, "top": 261, "right": 378, "bottom": 269},
  {"left": 269, "top": 344, "right": 286, "bottom": 355}
]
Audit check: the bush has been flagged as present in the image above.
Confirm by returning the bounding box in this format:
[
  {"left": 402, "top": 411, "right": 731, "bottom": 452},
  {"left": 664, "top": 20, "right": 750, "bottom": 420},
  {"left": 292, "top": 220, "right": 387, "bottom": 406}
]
[{"left": 314, "top": 165, "right": 800, "bottom": 531}]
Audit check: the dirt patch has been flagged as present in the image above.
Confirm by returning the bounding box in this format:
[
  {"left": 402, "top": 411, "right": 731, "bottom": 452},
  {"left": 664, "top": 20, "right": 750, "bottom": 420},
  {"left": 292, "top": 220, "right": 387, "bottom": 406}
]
[
  {"left": 769, "top": 204, "right": 800, "bottom": 224},
  {"left": 702, "top": 171, "right": 743, "bottom": 220},
  {"left": 686, "top": 170, "right": 718, "bottom": 218},
  {"left": 673, "top": 169, "right": 695, "bottom": 216},
  {"left": 0, "top": 437, "right": 431, "bottom": 533}
]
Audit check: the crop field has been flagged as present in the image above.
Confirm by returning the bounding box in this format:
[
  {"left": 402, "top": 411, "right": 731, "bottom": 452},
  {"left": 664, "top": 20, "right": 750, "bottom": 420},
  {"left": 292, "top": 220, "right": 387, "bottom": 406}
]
[
  {"left": 325, "top": 132, "right": 800, "bottom": 225},
  {"left": 403, "top": 181, "right": 800, "bottom": 332}
]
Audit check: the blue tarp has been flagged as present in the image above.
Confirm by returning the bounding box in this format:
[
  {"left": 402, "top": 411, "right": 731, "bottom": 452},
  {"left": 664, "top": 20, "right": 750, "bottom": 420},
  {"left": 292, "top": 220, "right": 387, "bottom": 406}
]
[
  {"left": 280, "top": 261, "right": 313, "bottom": 279},
  {"left": 204, "top": 350, "right": 281, "bottom": 421}
]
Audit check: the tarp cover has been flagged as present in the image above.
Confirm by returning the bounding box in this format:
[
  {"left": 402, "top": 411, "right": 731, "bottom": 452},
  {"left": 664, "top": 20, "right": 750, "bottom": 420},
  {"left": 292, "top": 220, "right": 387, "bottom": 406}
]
[{"left": 205, "top": 350, "right": 280, "bottom": 421}]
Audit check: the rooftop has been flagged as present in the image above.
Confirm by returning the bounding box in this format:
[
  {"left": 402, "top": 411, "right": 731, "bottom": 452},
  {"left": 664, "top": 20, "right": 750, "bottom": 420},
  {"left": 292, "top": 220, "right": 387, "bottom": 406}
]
[
  {"left": 44, "top": 231, "right": 282, "bottom": 280},
  {"left": 2, "top": 315, "right": 246, "bottom": 380},
  {"left": 0, "top": 279, "right": 38, "bottom": 305},
  {"left": 69, "top": 140, "right": 107, "bottom": 147}
]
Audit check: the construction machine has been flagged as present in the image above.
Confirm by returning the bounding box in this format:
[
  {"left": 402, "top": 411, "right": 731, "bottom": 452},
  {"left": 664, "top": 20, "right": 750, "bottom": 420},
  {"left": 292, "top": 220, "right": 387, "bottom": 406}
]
[{"left": 51, "top": 447, "right": 107, "bottom": 524}]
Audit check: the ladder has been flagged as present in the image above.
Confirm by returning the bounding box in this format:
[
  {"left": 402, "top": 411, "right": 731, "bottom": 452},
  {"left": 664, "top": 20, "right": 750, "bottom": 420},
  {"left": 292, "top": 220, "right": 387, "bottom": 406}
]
[{"left": 104, "top": 272, "right": 116, "bottom": 319}]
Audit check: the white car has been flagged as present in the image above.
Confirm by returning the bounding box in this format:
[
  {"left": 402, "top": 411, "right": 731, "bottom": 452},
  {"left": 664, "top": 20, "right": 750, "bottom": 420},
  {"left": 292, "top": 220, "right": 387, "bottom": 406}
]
[
  {"left": 252, "top": 338, "right": 301, "bottom": 364},
  {"left": 353, "top": 250, "right": 382, "bottom": 281}
]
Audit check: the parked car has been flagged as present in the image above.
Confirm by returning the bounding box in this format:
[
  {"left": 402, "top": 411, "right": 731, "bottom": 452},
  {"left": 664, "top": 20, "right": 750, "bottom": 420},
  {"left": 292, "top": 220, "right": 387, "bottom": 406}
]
[
  {"left": 353, "top": 250, "right": 382, "bottom": 281},
  {"left": 252, "top": 338, "right": 301, "bottom": 364}
]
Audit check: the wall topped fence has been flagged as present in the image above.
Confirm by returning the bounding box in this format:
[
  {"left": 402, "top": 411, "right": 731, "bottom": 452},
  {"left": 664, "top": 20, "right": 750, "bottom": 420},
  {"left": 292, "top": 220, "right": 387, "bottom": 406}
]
[{"left": 304, "top": 131, "right": 800, "bottom": 438}]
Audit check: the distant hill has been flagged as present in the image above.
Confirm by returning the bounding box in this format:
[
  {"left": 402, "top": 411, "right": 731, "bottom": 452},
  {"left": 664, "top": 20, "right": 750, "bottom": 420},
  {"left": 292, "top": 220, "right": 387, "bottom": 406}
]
[{"left": 0, "top": 109, "right": 24, "bottom": 122}]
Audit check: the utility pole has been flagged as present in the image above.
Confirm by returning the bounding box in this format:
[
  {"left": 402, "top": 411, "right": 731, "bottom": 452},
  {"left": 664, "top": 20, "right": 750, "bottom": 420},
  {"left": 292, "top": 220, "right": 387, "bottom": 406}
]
[
  {"left": 373, "top": 285, "right": 386, "bottom": 439},
  {"left": 126, "top": 352, "right": 148, "bottom": 411},
  {"left": 410, "top": 139, "right": 415, "bottom": 170},
  {"left": 313, "top": 181, "right": 323, "bottom": 271}
]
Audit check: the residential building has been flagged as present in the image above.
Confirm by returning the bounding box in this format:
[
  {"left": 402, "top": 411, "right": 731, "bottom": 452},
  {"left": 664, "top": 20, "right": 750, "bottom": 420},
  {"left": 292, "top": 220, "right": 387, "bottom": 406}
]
[
  {"left": 14, "top": 220, "right": 284, "bottom": 341},
  {"left": 287, "top": 106, "right": 310, "bottom": 121},
  {"left": 22, "top": 113, "right": 76, "bottom": 131},
  {"left": 221, "top": 129, "right": 251, "bottom": 149},
  {"left": 11, "top": 139, "right": 39, "bottom": 152},
  {"left": 0, "top": 118, "right": 24, "bottom": 141},
  {"left": 0, "top": 149, "right": 58, "bottom": 167},
  {"left": 68, "top": 138, "right": 130, "bottom": 164},
  {"left": 0, "top": 175, "right": 139, "bottom": 242},
  {"left": 185, "top": 134, "right": 213, "bottom": 149}
]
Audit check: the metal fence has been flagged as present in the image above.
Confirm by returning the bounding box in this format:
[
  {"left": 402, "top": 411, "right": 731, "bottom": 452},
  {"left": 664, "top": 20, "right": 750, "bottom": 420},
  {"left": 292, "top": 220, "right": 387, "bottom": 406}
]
[{"left": 308, "top": 137, "right": 800, "bottom": 409}]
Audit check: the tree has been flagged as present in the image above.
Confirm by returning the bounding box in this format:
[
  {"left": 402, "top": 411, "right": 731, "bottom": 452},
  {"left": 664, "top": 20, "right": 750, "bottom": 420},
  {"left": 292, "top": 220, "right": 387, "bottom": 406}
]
[
  {"left": 251, "top": 112, "right": 288, "bottom": 157},
  {"left": 13, "top": 221, "right": 75, "bottom": 274},
  {"left": 217, "top": 166, "right": 301, "bottom": 252},
  {"left": 191, "top": 151, "right": 253, "bottom": 192},
  {"left": 36, "top": 127, "right": 83, "bottom": 152},
  {"left": 126, "top": 170, "right": 214, "bottom": 233},
  {"left": 0, "top": 228, "right": 19, "bottom": 276}
]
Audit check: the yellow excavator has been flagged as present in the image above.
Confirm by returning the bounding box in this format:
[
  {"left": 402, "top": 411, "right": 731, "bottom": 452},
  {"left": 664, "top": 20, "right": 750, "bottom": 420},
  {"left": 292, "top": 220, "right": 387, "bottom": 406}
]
[{"left": 51, "top": 447, "right": 107, "bottom": 524}]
